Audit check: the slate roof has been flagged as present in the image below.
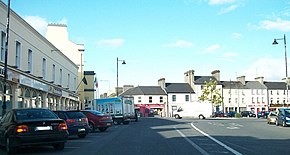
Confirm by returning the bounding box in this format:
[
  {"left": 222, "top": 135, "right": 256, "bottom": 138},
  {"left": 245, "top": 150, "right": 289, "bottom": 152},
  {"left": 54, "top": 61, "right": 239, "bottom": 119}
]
[
  {"left": 245, "top": 81, "right": 267, "bottom": 89},
  {"left": 194, "top": 76, "right": 222, "bottom": 85},
  {"left": 165, "top": 83, "right": 195, "bottom": 93},
  {"left": 120, "top": 86, "right": 167, "bottom": 96},
  {"left": 221, "top": 81, "right": 245, "bottom": 89},
  {"left": 264, "top": 82, "right": 288, "bottom": 90}
]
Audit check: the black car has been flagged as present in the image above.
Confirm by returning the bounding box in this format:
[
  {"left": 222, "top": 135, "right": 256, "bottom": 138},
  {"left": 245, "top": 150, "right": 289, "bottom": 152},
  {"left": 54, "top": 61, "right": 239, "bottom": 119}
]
[
  {"left": 257, "top": 111, "right": 270, "bottom": 118},
  {"left": 53, "top": 110, "right": 90, "bottom": 138},
  {"left": 0, "top": 108, "right": 69, "bottom": 154},
  {"left": 241, "top": 111, "right": 256, "bottom": 117}
]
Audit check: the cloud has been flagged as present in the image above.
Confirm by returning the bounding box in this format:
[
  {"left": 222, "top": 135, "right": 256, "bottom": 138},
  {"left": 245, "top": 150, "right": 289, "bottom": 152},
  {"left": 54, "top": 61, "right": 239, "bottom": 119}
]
[
  {"left": 23, "top": 16, "right": 48, "bottom": 36},
  {"left": 208, "top": 0, "right": 236, "bottom": 5},
  {"left": 232, "top": 32, "right": 242, "bottom": 39},
  {"left": 258, "top": 18, "right": 290, "bottom": 32},
  {"left": 243, "top": 56, "right": 284, "bottom": 81},
  {"left": 203, "top": 44, "right": 221, "bottom": 53},
  {"left": 162, "top": 40, "right": 194, "bottom": 48},
  {"left": 96, "top": 38, "right": 125, "bottom": 47},
  {"left": 219, "top": 5, "right": 239, "bottom": 14},
  {"left": 222, "top": 52, "right": 239, "bottom": 58}
]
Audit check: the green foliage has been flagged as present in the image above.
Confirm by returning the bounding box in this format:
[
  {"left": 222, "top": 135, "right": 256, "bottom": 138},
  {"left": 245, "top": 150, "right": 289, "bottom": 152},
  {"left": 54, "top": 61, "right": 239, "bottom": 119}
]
[
  {"left": 235, "top": 113, "right": 241, "bottom": 118},
  {"left": 198, "top": 79, "right": 223, "bottom": 107}
]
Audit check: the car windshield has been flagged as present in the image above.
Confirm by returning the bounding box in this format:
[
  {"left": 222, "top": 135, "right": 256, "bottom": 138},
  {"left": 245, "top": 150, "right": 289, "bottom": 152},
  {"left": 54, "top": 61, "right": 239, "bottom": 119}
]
[
  {"left": 16, "top": 109, "right": 57, "bottom": 120},
  {"left": 66, "top": 111, "right": 86, "bottom": 119}
]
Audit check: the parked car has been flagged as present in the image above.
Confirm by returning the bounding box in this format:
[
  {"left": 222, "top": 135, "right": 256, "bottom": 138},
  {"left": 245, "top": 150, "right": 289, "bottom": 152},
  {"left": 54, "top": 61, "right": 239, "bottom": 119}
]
[
  {"left": 267, "top": 111, "right": 277, "bottom": 124},
  {"left": 225, "top": 111, "right": 236, "bottom": 117},
  {"left": 257, "top": 111, "right": 270, "bottom": 118},
  {"left": 241, "top": 111, "right": 256, "bottom": 117},
  {"left": 53, "top": 110, "right": 90, "bottom": 138},
  {"left": 276, "top": 108, "right": 290, "bottom": 127},
  {"left": 0, "top": 108, "right": 69, "bottom": 154},
  {"left": 81, "top": 110, "right": 113, "bottom": 132},
  {"left": 212, "top": 111, "right": 225, "bottom": 117}
]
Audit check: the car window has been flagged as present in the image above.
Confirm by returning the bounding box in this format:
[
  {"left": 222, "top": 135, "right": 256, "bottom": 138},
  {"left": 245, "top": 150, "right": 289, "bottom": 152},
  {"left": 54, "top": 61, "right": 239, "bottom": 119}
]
[
  {"left": 285, "top": 109, "right": 290, "bottom": 117},
  {"left": 66, "top": 111, "right": 86, "bottom": 119},
  {"left": 3, "top": 111, "right": 12, "bottom": 123},
  {"left": 90, "top": 110, "right": 104, "bottom": 115},
  {"left": 16, "top": 109, "right": 58, "bottom": 120}
]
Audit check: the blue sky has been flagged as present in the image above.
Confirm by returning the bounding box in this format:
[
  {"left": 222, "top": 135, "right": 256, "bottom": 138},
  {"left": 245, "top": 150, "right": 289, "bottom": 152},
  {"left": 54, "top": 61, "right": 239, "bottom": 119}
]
[{"left": 4, "top": 0, "right": 290, "bottom": 94}]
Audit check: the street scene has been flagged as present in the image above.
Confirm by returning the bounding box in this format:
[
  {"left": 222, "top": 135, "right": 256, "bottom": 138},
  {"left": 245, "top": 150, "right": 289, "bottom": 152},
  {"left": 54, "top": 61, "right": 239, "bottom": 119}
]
[
  {"left": 1, "top": 0, "right": 290, "bottom": 154},
  {"left": 0, "top": 117, "right": 290, "bottom": 155}
]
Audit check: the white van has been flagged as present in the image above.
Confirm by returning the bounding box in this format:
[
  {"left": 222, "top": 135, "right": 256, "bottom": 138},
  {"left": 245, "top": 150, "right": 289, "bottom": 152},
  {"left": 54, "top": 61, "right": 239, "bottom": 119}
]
[{"left": 173, "top": 101, "right": 213, "bottom": 119}]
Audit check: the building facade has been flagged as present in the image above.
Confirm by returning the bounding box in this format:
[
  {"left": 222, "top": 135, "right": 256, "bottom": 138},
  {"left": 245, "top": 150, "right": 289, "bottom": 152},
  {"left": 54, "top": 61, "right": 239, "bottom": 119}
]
[{"left": 0, "top": 1, "right": 80, "bottom": 115}]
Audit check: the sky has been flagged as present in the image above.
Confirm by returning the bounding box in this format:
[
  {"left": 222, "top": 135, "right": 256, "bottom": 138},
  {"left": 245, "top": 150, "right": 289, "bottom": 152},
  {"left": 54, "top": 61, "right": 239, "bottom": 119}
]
[{"left": 3, "top": 0, "right": 290, "bottom": 95}]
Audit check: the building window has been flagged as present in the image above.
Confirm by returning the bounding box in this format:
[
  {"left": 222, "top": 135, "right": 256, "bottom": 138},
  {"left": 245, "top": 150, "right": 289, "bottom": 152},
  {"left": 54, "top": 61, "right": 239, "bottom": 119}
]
[
  {"left": 52, "top": 64, "right": 55, "bottom": 83},
  {"left": 160, "top": 96, "right": 163, "bottom": 103},
  {"left": 252, "top": 97, "right": 254, "bottom": 103},
  {"left": 270, "top": 90, "right": 273, "bottom": 95},
  {"left": 149, "top": 96, "right": 152, "bottom": 103},
  {"left": 1, "top": 31, "right": 5, "bottom": 62},
  {"left": 42, "top": 58, "right": 46, "bottom": 79},
  {"left": 138, "top": 97, "right": 141, "bottom": 103},
  {"left": 74, "top": 77, "right": 76, "bottom": 90},
  {"left": 277, "top": 90, "right": 279, "bottom": 95},
  {"left": 185, "top": 95, "right": 189, "bottom": 102},
  {"left": 16, "top": 41, "right": 21, "bottom": 68},
  {"left": 67, "top": 73, "right": 70, "bottom": 88},
  {"left": 242, "top": 98, "right": 244, "bottom": 103},
  {"left": 59, "top": 69, "right": 62, "bottom": 85},
  {"left": 235, "top": 98, "right": 238, "bottom": 103},
  {"left": 262, "top": 97, "right": 264, "bottom": 103},
  {"left": 28, "top": 49, "right": 32, "bottom": 73},
  {"left": 172, "top": 95, "right": 176, "bottom": 102},
  {"left": 277, "top": 98, "right": 280, "bottom": 104}
]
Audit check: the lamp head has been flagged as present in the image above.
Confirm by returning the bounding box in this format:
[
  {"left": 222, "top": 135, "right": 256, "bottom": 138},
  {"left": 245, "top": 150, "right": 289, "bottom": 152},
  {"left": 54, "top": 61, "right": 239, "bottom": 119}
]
[
  {"left": 122, "top": 60, "right": 126, "bottom": 65},
  {"left": 272, "top": 39, "right": 279, "bottom": 45}
]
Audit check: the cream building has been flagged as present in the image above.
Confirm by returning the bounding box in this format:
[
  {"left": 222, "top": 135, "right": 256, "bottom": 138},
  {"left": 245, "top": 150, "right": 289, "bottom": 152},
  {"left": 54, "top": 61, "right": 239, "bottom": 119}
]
[{"left": 0, "top": 1, "right": 79, "bottom": 115}]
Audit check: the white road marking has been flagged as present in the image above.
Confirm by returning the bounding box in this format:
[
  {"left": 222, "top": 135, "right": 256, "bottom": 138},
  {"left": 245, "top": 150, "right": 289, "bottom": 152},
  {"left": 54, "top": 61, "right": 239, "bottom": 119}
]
[
  {"left": 174, "top": 127, "right": 210, "bottom": 155},
  {"left": 191, "top": 123, "right": 243, "bottom": 155}
]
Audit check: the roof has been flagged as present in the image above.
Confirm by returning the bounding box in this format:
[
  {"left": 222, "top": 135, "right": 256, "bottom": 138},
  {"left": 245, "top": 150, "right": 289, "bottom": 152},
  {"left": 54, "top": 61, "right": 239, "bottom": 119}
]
[
  {"left": 221, "top": 81, "right": 245, "bottom": 89},
  {"left": 120, "top": 86, "right": 167, "bottom": 96},
  {"left": 194, "top": 76, "right": 222, "bottom": 85},
  {"left": 245, "top": 81, "right": 267, "bottom": 89},
  {"left": 264, "top": 82, "right": 288, "bottom": 90},
  {"left": 165, "top": 83, "right": 195, "bottom": 93}
]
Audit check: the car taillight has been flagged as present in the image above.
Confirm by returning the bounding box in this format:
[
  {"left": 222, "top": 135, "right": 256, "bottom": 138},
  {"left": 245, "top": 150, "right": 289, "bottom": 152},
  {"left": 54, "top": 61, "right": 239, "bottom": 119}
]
[
  {"left": 82, "top": 118, "right": 88, "bottom": 123},
  {"left": 66, "top": 119, "right": 76, "bottom": 124},
  {"left": 16, "top": 125, "right": 29, "bottom": 133},
  {"left": 58, "top": 123, "right": 68, "bottom": 130}
]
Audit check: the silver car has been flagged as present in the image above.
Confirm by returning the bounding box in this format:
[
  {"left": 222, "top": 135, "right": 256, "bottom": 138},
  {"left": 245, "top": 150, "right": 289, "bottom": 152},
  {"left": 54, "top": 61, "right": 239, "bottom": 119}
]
[{"left": 267, "top": 111, "right": 277, "bottom": 124}]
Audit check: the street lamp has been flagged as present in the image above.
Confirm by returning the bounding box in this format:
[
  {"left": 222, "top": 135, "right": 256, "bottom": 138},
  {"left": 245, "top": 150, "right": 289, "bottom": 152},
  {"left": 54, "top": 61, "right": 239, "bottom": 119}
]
[
  {"left": 273, "top": 34, "right": 288, "bottom": 106},
  {"left": 2, "top": 0, "right": 11, "bottom": 116},
  {"left": 116, "top": 57, "right": 126, "bottom": 96}
]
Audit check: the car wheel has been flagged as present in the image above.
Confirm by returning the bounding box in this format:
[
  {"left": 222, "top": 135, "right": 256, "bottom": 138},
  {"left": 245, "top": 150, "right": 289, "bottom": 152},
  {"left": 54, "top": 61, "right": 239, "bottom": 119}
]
[
  {"left": 78, "top": 134, "right": 86, "bottom": 138},
  {"left": 6, "top": 137, "right": 16, "bottom": 154},
  {"left": 174, "top": 115, "right": 180, "bottom": 119},
  {"left": 99, "top": 127, "right": 108, "bottom": 132},
  {"left": 199, "top": 115, "right": 205, "bottom": 119},
  {"left": 276, "top": 120, "right": 279, "bottom": 126},
  {"left": 89, "top": 122, "right": 95, "bottom": 133},
  {"left": 283, "top": 121, "right": 287, "bottom": 127},
  {"left": 53, "top": 142, "right": 65, "bottom": 150}
]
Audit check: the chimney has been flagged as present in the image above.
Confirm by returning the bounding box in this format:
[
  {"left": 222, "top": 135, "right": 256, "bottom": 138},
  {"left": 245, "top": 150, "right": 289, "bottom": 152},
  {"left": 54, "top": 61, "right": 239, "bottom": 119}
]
[
  {"left": 255, "top": 76, "right": 264, "bottom": 84},
  {"left": 184, "top": 70, "right": 194, "bottom": 84},
  {"left": 211, "top": 70, "right": 220, "bottom": 81},
  {"left": 237, "top": 76, "right": 246, "bottom": 85},
  {"left": 158, "top": 78, "right": 165, "bottom": 89}
]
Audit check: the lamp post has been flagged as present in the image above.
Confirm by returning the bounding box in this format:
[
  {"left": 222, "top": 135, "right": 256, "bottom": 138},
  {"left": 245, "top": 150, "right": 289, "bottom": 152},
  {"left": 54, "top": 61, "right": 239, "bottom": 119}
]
[
  {"left": 273, "top": 34, "right": 288, "bottom": 106},
  {"left": 2, "top": 0, "right": 11, "bottom": 116},
  {"left": 116, "top": 57, "right": 126, "bottom": 96}
]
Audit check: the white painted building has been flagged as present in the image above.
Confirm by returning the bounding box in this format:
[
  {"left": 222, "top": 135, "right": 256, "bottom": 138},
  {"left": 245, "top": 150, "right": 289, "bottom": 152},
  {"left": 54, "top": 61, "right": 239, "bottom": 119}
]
[{"left": 0, "top": 1, "right": 80, "bottom": 115}]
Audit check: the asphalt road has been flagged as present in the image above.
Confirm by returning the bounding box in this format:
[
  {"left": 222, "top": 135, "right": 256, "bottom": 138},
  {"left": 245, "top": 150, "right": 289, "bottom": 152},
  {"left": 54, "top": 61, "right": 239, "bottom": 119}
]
[{"left": 0, "top": 117, "right": 290, "bottom": 155}]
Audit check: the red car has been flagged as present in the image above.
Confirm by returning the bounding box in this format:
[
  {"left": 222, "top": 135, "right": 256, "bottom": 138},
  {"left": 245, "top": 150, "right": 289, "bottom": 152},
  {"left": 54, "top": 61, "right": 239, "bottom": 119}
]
[{"left": 81, "top": 110, "right": 113, "bottom": 132}]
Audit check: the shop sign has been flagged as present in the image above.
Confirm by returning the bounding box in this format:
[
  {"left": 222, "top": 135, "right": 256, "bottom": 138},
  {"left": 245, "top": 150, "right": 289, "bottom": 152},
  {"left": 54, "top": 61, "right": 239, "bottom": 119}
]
[
  {"left": 20, "top": 75, "right": 33, "bottom": 87},
  {"left": 33, "top": 80, "right": 48, "bottom": 92},
  {"left": 48, "top": 86, "right": 62, "bottom": 96}
]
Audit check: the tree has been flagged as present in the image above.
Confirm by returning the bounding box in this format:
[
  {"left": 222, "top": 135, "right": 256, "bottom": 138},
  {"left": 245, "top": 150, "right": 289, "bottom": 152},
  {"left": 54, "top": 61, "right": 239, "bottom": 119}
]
[{"left": 199, "top": 78, "right": 223, "bottom": 109}]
